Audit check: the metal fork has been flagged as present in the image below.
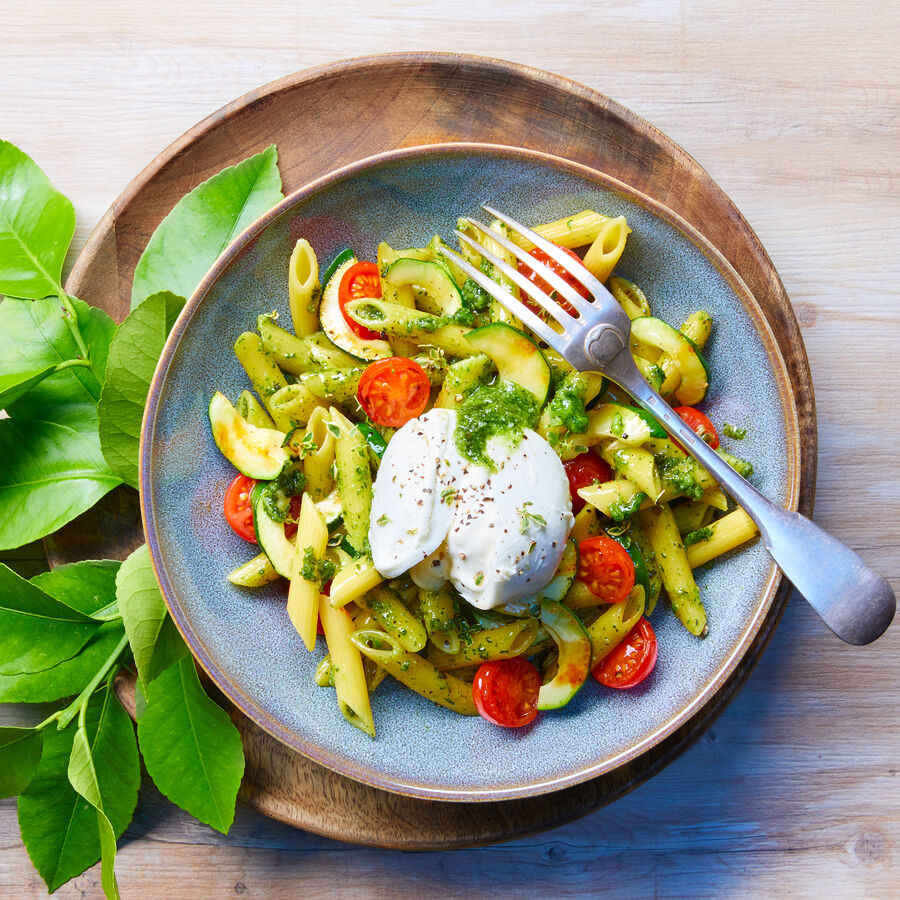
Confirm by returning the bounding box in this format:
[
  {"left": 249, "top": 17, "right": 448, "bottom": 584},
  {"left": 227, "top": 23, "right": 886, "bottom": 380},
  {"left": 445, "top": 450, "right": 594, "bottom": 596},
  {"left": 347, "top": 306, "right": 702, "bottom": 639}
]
[{"left": 439, "top": 204, "right": 895, "bottom": 645}]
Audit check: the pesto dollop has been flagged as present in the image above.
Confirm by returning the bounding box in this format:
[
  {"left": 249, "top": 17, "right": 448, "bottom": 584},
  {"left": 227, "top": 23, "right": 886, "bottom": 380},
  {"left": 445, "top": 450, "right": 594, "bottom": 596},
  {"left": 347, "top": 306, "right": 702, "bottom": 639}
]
[
  {"left": 546, "top": 372, "right": 590, "bottom": 435},
  {"left": 454, "top": 381, "right": 540, "bottom": 469}
]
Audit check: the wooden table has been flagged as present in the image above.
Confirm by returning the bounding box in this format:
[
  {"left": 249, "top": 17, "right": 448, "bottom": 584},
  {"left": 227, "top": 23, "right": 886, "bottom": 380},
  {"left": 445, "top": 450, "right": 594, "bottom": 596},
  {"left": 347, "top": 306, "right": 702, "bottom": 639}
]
[{"left": 2, "top": 2, "right": 898, "bottom": 896}]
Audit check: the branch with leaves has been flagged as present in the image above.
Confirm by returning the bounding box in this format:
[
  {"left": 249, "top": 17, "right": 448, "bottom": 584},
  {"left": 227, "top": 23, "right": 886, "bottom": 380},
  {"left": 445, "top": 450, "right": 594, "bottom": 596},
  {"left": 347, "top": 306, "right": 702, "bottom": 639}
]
[{"left": 0, "top": 139, "right": 284, "bottom": 896}]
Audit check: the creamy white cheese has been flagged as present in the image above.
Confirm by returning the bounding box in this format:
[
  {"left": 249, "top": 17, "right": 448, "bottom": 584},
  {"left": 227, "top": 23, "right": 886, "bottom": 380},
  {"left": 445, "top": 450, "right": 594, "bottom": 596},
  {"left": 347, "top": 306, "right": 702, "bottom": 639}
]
[{"left": 369, "top": 408, "right": 573, "bottom": 610}]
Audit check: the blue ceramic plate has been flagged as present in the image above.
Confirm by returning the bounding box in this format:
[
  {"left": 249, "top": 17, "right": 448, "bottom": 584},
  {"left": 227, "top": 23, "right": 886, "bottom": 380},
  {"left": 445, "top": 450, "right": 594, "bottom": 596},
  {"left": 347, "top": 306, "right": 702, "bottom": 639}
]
[{"left": 141, "top": 144, "right": 800, "bottom": 801}]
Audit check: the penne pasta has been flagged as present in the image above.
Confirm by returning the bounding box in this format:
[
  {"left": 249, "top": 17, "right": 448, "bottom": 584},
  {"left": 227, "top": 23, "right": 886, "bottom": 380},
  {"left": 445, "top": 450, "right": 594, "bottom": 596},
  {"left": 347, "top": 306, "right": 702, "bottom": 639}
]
[
  {"left": 287, "top": 493, "right": 328, "bottom": 652},
  {"left": 288, "top": 239, "right": 320, "bottom": 337}
]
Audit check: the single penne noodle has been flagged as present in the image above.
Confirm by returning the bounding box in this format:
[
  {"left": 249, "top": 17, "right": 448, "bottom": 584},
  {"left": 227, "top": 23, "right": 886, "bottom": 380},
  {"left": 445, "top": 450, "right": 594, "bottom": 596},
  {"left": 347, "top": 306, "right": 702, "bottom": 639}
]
[
  {"left": 419, "top": 586, "right": 460, "bottom": 654},
  {"left": 344, "top": 298, "right": 477, "bottom": 358},
  {"left": 363, "top": 585, "right": 428, "bottom": 653},
  {"left": 351, "top": 629, "right": 477, "bottom": 716},
  {"left": 427, "top": 619, "right": 539, "bottom": 671},
  {"left": 602, "top": 444, "right": 664, "bottom": 501},
  {"left": 639, "top": 504, "right": 706, "bottom": 636},
  {"left": 269, "top": 383, "right": 327, "bottom": 431},
  {"left": 581, "top": 216, "right": 630, "bottom": 282},
  {"left": 301, "top": 406, "right": 337, "bottom": 500},
  {"left": 351, "top": 610, "right": 389, "bottom": 692},
  {"left": 571, "top": 504, "right": 603, "bottom": 544},
  {"left": 563, "top": 579, "right": 606, "bottom": 609},
  {"left": 288, "top": 239, "right": 320, "bottom": 337},
  {"left": 702, "top": 487, "right": 729, "bottom": 512},
  {"left": 629, "top": 518, "right": 662, "bottom": 615},
  {"left": 227, "top": 552, "right": 280, "bottom": 588},
  {"left": 300, "top": 367, "right": 364, "bottom": 405},
  {"left": 233, "top": 332, "right": 291, "bottom": 430},
  {"left": 330, "top": 557, "right": 384, "bottom": 609},
  {"left": 672, "top": 500, "right": 714, "bottom": 535},
  {"left": 680, "top": 310, "right": 713, "bottom": 350},
  {"left": 609, "top": 277, "right": 651, "bottom": 320},
  {"left": 330, "top": 407, "right": 374, "bottom": 553},
  {"left": 287, "top": 493, "right": 328, "bottom": 652},
  {"left": 586, "top": 585, "right": 646, "bottom": 667},
  {"left": 320, "top": 601, "right": 375, "bottom": 737},
  {"left": 512, "top": 209, "right": 612, "bottom": 251},
  {"left": 686, "top": 507, "right": 759, "bottom": 568},
  {"left": 235, "top": 389, "right": 276, "bottom": 430},
  {"left": 258, "top": 315, "right": 317, "bottom": 375}
]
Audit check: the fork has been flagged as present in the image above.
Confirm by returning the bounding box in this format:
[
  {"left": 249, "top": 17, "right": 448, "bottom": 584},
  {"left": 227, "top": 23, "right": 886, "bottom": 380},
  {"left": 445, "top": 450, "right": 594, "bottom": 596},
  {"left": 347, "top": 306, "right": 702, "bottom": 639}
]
[{"left": 438, "top": 204, "right": 895, "bottom": 645}]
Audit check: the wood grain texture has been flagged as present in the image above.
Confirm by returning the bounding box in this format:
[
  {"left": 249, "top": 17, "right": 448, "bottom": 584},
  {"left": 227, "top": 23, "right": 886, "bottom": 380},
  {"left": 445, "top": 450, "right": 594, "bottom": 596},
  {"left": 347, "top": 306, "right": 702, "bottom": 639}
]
[{"left": 1, "top": 0, "right": 898, "bottom": 896}]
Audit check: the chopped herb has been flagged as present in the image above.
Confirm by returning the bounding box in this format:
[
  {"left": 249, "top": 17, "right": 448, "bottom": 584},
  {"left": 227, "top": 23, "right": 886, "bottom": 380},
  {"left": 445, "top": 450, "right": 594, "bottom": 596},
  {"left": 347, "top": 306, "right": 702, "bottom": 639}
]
[
  {"left": 296, "top": 431, "right": 318, "bottom": 458},
  {"left": 376, "top": 514, "right": 390, "bottom": 526},
  {"left": 518, "top": 501, "right": 548, "bottom": 534},
  {"left": 441, "top": 487, "right": 457, "bottom": 505},
  {"left": 325, "top": 421, "right": 342, "bottom": 439},
  {"left": 282, "top": 424, "right": 300, "bottom": 448},
  {"left": 610, "top": 411, "right": 625, "bottom": 437},
  {"left": 399, "top": 660, "right": 411, "bottom": 671},
  {"left": 474, "top": 571, "right": 485, "bottom": 587},
  {"left": 722, "top": 422, "right": 747, "bottom": 440},
  {"left": 683, "top": 527, "right": 714, "bottom": 546},
  {"left": 406, "top": 528, "right": 418, "bottom": 536}
]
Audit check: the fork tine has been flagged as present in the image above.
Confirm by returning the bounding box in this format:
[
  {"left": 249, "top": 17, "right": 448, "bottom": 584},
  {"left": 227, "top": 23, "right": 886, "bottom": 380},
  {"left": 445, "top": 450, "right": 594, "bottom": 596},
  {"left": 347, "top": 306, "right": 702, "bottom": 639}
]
[
  {"left": 482, "top": 203, "right": 608, "bottom": 301},
  {"left": 463, "top": 216, "right": 595, "bottom": 319},
  {"left": 437, "top": 244, "right": 567, "bottom": 356},
  {"left": 455, "top": 230, "right": 577, "bottom": 332}
]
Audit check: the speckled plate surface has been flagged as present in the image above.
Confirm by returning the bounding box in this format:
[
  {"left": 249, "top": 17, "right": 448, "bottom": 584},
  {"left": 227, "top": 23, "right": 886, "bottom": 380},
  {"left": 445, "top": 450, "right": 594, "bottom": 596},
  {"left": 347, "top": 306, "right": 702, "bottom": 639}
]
[{"left": 141, "top": 144, "right": 800, "bottom": 801}]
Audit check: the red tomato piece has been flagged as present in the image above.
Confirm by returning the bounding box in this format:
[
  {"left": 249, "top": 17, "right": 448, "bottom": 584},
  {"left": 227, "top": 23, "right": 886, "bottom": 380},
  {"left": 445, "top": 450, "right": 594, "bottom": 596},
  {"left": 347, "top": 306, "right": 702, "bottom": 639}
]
[
  {"left": 338, "top": 260, "right": 384, "bottom": 340},
  {"left": 672, "top": 406, "right": 720, "bottom": 451},
  {"left": 357, "top": 357, "right": 431, "bottom": 427},
  {"left": 564, "top": 451, "right": 614, "bottom": 514},
  {"left": 224, "top": 474, "right": 257, "bottom": 543},
  {"left": 592, "top": 617, "right": 657, "bottom": 689},
  {"left": 517, "top": 245, "right": 590, "bottom": 316},
  {"left": 577, "top": 535, "right": 635, "bottom": 604},
  {"left": 472, "top": 657, "right": 541, "bottom": 728}
]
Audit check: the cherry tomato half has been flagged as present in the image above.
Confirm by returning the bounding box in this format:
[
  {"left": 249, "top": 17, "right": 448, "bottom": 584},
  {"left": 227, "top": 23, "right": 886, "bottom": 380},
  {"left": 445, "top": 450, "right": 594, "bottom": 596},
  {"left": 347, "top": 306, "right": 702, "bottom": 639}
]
[
  {"left": 338, "top": 260, "right": 384, "bottom": 341},
  {"left": 564, "top": 451, "right": 614, "bottom": 515},
  {"left": 577, "top": 535, "right": 635, "bottom": 604},
  {"left": 224, "top": 474, "right": 257, "bottom": 543},
  {"left": 357, "top": 357, "right": 431, "bottom": 427},
  {"left": 518, "top": 244, "right": 590, "bottom": 316},
  {"left": 472, "top": 657, "right": 541, "bottom": 728},
  {"left": 673, "top": 406, "right": 720, "bottom": 451},
  {"left": 592, "top": 617, "right": 657, "bottom": 689}
]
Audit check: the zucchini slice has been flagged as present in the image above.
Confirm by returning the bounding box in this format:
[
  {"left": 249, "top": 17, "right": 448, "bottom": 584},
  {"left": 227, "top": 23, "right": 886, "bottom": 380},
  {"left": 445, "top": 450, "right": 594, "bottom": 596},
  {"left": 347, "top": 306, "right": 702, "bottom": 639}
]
[
  {"left": 319, "top": 255, "right": 392, "bottom": 360},
  {"left": 208, "top": 392, "right": 289, "bottom": 479},
  {"left": 465, "top": 322, "right": 551, "bottom": 404},
  {"left": 631, "top": 316, "right": 708, "bottom": 405},
  {"left": 251, "top": 483, "right": 295, "bottom": 578},
  {"left": 383, "top": 257, "right": 463, "bottom": 316},
  {"left": 536, "top": 600, "right": 592, "bottom": 710},
  {"left": 315, "top": 489, "right": 344, "bottom": 532},
  {"left": 588, "top": 402, "right": 666, "bottom": 445}
]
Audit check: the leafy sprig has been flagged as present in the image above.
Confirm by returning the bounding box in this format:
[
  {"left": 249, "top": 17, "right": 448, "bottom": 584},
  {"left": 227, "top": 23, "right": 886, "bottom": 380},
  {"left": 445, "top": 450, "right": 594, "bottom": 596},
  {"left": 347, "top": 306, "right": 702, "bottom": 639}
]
[{"left": 0, "top": 139, "right": 284, "bottom": 896}]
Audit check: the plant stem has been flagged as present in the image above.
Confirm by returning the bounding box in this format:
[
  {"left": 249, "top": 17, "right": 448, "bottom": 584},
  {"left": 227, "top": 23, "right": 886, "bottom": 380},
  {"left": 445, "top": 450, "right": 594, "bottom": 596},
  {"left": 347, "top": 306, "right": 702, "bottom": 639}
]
[
  {"left": 35, "top": 709, "right": 64, "bottom": 731},
  {"left": 56, "top": 632, "right": 129, "bottom": 730},
  {"left": 56, "top": 286, "right": 92, "bottom": 363},
  {"left": 53, "top": 357, "right": 93, "bottom": 373}
]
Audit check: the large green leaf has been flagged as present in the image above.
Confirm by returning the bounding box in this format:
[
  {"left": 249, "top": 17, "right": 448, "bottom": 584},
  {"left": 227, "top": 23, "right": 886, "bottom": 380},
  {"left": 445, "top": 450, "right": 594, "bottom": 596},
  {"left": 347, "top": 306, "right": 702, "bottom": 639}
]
[
  {"left": 137, "top": 655, "right": 244, "bottom": 833},
  {"left": 116, "top": 544, "right": 188, "bottom": 686},
  {"left": 0, "top": 419, "right": 121, "bottom": 550},
  {"left": 31, "top": 559, "right": 122, "bottom": 618},
  {"left": 0, "top": 564, "right": 99, "bottom": 676},
  {"left": 0, "top": 364, "right": 58, "bottom": 412},
  {"left": 130, "top": 145, "right": 283, "bottom": 309},
  {"left": 0, "top": 295, "right": 115, "bottom": 434},
  {"left": 18, "top": 683, "right": 139, "bottom": 892},
  {"left": 0, "top": 623, "right": 125, "bottom": 703},
  {"left": 68, "top": 681, "right": 139, "bottom": 899},
  {"left": 0, "top": 140, "right": 74, "bottom": 300},
  {"left": 98, "top": 290, "right": 185, "bottom": 487},
  {"left": 0, "top": 727, "right": 43, "bottom": 798}
]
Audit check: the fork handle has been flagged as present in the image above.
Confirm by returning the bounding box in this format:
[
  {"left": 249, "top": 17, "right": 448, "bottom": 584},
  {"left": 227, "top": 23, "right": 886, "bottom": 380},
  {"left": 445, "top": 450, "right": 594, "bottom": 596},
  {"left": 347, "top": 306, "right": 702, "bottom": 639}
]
[{"left": 610, "top": 356, "right": 895, "bottom": 645}]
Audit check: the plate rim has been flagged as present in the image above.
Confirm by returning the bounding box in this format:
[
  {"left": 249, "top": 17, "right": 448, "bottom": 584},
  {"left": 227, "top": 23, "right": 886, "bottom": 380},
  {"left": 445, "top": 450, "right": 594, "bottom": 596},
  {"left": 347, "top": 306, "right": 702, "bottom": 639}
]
[{"left": 140, "top": 141, "right": 802, "bottom": 802}]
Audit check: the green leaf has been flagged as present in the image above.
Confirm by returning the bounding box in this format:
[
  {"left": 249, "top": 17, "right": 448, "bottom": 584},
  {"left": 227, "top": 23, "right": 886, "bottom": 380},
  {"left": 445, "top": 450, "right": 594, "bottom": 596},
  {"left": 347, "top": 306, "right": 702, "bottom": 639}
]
[
  {"left": 0, "top": 140, "right": 75, "bottom": 300},
  {"left": 137, "top": 655, "right": 244, "bottom": 833},
  {"left": 98, "top": 290, "right": 185, "bottom": 487},
  {"left": 0, "top": 564, "right": 99, "bottom": 676},
  {"left": 0, "top": 622, "right": 126, "bottom": 703},
  {"left": 18, "top": 682, "right": 139, "bottom": 892},
  {"left": 0, "top": 727, "right": 43, "bottom": 797},
  {"left": 0, "top": 364, "right": 58, "bottom": 411},
  {"left": 116, "top": 544, "right": 188, "bottom": 686},
  {"left": 0, "top": 419, "right": 121, "bottom": 550},
  {"left": 0, "top": 295, "right": 115, "bottom": 435},
  {"left": 68, "top": 680, "right": 138, "bottom": 900},
  {"left": 131, "top": 145, "right": 283, "bottom": 309},
  {"left": 31, "top": 559, "right": 122, "bottom": 617}
]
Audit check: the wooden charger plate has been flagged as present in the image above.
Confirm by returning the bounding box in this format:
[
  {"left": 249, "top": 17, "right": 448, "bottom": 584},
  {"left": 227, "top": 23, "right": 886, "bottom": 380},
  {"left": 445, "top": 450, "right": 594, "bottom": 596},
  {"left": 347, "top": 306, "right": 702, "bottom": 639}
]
[{"left": 49, "top": 52, "right": 816, "bottom": 849}]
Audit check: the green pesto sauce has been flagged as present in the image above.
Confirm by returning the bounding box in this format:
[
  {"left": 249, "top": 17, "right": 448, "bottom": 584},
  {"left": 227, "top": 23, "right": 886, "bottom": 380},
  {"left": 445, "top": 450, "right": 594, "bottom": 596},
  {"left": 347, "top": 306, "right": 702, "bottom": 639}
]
[
  {"left": 683, "top": 526, "right": 714, "bottom": 546},
  {"left": 547, "top": 372, "right": 590, "bottom": 434},
  {"left": 657, "top": 456, "right": 704, "bottom": 501},
  {"left": 300, "top": 547, "right": 336, "bottom": 586},
  {"left": 454, "top": 380, "right": 540, "bottom": 470},
  {"left": 460, "top": 277, "right": 492, "bottom": 311},
  {"left": 608, "top": 491, "right": 647, "bottom": 523},
  {"left": 260, "top": 466, "right": 307, "bottom": 522}
]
